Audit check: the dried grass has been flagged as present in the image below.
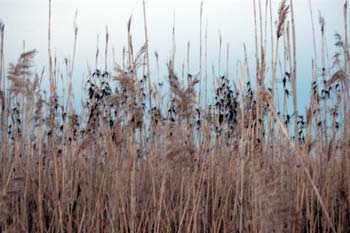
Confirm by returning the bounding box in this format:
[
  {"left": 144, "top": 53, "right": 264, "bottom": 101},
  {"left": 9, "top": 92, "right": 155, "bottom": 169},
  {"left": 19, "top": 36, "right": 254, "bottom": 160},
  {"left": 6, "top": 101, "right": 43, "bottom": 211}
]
[{"left": 0, "top": 1, "right": 349, "bottom": 232}]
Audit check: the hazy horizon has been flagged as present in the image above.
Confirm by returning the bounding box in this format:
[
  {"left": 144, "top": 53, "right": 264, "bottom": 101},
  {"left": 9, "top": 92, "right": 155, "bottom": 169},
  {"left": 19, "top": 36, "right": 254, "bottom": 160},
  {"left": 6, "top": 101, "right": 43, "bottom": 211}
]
[{"left": 0, "top": 0, "right": 346, "bottom": 113}]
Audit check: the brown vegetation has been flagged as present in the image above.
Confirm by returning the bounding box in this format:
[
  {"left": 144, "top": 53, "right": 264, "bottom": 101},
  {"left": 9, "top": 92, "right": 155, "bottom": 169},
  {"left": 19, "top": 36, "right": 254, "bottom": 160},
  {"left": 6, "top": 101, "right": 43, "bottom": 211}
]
[{"left": 0, "top": 0, "right": 350, "bottom": 232}]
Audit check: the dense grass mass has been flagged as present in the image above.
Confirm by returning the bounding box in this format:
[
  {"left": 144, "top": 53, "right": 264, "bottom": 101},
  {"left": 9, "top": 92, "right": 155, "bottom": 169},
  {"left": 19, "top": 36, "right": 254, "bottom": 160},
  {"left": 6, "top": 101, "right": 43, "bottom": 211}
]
[{"left": 1, "top": 0, "right": 350, "bottom": 232}]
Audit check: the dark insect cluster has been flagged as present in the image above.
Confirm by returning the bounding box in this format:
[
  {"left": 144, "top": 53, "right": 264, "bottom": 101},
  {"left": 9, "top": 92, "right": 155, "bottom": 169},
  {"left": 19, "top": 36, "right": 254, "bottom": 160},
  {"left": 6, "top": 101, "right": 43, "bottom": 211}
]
[
  {"left": 297, "top": 115, "right": 305, "bottom": 144},
  {"left": 88, "top": 69, "right": 112, "bottom": 104},
  {"left": 214, "top": 76, "right": 239, "bottom": 133},
  {"left": 85, "top": 69, "right": 114, "bottom": 136}
]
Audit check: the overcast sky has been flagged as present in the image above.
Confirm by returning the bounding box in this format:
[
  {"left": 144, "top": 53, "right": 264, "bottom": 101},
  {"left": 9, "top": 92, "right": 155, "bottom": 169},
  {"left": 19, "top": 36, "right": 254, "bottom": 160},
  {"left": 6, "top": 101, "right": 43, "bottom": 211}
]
[{"left": 0, "top": 0, "right": 346, "bottom": 110}]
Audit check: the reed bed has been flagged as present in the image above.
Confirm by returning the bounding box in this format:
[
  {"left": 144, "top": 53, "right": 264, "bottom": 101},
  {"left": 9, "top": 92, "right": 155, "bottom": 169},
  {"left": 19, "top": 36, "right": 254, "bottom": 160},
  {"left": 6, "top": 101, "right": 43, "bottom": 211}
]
[{"left": 0, "top": 0, "right": 350, "bottom": 232}]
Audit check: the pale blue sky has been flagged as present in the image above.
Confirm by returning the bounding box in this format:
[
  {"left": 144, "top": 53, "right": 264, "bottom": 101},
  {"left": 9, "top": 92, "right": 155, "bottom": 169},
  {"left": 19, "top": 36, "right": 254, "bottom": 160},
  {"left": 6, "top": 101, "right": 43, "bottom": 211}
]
[{"left": 0, "top": 0, "right": 346, "bottom": 112}]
